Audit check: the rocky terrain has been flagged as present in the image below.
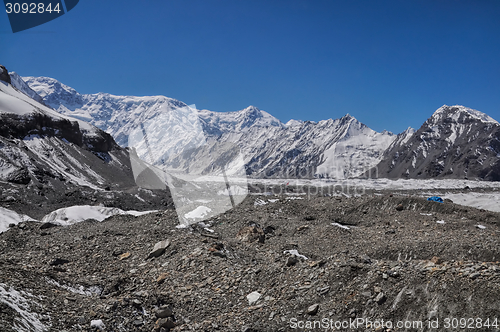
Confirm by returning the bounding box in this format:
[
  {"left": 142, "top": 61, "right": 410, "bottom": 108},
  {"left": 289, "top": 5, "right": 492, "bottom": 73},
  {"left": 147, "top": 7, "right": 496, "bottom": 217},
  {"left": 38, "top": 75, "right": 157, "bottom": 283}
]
[{"left": 1, "top": 190, "right": 499, "bottom": 332}]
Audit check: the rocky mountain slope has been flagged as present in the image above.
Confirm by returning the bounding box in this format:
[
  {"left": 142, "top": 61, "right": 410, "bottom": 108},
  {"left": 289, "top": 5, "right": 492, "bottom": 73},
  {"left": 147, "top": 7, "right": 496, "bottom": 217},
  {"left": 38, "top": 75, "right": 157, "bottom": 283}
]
[
  {"left": 23, "top": 76, "right": 396, "bottom": 179},
  {"left": 375, "top": 105, "right": 500, "bottom": 181},
  {"left": 0, "top": 68, "right": 170, "bottom": 219},
  {"left": 0, "top": 191, "right": 499, "bottom": 331}
]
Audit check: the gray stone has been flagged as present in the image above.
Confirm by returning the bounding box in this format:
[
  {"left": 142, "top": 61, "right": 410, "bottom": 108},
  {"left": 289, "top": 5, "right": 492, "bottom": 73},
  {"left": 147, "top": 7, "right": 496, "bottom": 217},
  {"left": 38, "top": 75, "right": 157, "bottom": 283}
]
[
  {"left": 286, "top": 256, "right": 298, "bottom": 267},
  {"left": 375, "top": 292, "right": 387, "bottom": 305},
  {"left": 247, "top": 291, "right": 261, "bottom": 305},
  {"left": 306, "top": 303, "right": 319, "bottom": 315},
  {"left": 470, "top": 272, "right": 481, "bottom": 280},
  {"left": 155, "top": 306, "right": 173, "bottom": 318},
  {"left": 148, "top": 240, "right": 170, "bottom": 259}
]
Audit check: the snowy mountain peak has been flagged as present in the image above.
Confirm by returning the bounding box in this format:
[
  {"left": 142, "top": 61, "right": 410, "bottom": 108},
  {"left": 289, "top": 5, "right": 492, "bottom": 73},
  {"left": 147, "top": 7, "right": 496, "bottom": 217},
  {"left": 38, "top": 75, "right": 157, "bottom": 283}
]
[
  {"left": 431, "top": 105, "right": 498, "bottom": 125},
  {"left": 233, "top": 106, "right": 283, "bottom": 129},
  {"left": 23, "top": 76, "right": 83, "bottom": 111},
  {"left": 285, "top": 119, "right": 304, "bottom": 127}
]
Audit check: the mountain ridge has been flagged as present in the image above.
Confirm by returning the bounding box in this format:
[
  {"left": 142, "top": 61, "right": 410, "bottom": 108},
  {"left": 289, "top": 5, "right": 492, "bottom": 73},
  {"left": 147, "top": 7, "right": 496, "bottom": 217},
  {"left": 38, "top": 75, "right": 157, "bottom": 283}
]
[
  {"left": 20, "top": 74, "right": 500, "bottom": 181},
  {"left": 374, "top": 105, "right": 500, "bottom": 180},
  {"left": 23, "top": 75, "right": 395, "bottom": 179}
]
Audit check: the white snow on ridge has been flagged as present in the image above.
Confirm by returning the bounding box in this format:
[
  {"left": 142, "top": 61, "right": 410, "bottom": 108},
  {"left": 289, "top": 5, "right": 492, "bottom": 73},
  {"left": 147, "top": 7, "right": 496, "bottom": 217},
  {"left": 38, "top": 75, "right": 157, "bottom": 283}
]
[
  {"left": 41, "top": 205, "right": 156, "bottom": 226},
  {"left": 433, "top": 105, "right": 498, "bottom": 124},
  {"left": 0, "top": 283, "right": 50, "bottom": 332},
  {"left": 0, "top": 207, "right": 37, "bottom": 233},
  {"left": 0, "top": 81, "right": 98, "bottom": 136}
]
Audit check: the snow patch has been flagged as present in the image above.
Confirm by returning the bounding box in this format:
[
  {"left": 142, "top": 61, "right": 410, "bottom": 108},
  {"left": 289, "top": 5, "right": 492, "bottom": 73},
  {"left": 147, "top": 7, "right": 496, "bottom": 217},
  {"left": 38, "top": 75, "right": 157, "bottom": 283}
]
[
  {"left": 41, "top": 205, "right": 156, "bottom": 226},
  {"left": 0, "top": 207, "right": 37, "bottom": 233},
  {"left": 0, "top": 283, "right": 50, "bottom": 332},
  {"left": 184, "top": 206, "right": 212, "bottom": 220},
  {"left": 283, "top": 249, "right": 308, "bottom": 260}
]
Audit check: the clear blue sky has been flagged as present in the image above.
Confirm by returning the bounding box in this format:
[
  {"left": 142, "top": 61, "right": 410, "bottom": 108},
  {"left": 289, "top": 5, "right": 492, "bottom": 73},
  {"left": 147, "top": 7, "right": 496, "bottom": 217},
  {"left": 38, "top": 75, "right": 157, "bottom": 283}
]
[{"left": 1, "top": 0, "right": 500, "bottom": 133}]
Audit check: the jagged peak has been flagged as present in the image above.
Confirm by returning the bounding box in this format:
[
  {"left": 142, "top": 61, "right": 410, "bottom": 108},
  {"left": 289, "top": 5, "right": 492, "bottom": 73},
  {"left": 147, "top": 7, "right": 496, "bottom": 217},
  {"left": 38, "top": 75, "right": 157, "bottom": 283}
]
[
  {"left": 23, "top": 75, "right": 79, "bottom": 98},
  {"left": 242, "top": 105, "right": 260, "bottom": 112},
  {"left": 341, "top": 113, "right": 356, "bottom": 120},
  {"left": 432, "top": 105, "right": 498, "bottom": 124},
  {"left": 381, "top": 129, "right": 394, "bottom": 135},
  {"left": 403, "top": 126, "right": 416, "bottom": 134},
  {"left": 285, "top": 119, "right": 304, "bottom": 127}
]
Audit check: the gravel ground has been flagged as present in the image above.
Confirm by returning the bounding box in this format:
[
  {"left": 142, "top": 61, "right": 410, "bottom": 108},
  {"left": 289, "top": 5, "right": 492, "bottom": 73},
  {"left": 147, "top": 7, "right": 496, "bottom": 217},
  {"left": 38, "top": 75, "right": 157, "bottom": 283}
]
[{"left": 1, "top": 191, "right": 500, "bottom": 332}]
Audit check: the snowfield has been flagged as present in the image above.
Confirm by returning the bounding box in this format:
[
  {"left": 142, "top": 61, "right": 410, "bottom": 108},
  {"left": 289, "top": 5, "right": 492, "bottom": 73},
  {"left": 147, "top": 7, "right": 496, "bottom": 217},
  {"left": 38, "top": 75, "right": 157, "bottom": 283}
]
[
  {"left": 41, "top": 205, "right": 157, "bottom": 226},
  {"left": 0, "top": 207, "right": 36, "bottom": 233}
]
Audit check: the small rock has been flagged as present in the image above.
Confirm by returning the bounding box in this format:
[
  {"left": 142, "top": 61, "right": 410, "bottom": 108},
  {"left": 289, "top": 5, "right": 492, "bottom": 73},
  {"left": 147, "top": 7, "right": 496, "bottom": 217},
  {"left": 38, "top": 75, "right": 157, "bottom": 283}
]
[
  {"left": 8, "top": 223, "right": 15, "bottom": 228},
  {"left": 388, "top": 270, "right": 400, "bottom": 278},
  {"left": 49, "top": 258, "right": 70, "bottom": 266},
  {"left": 90, "top": 319, "right": 105, "bottom": 330},
  {"left": 241, "top": 327, "right": 258, "bottom": 332},
  {"left": 247, "top": 291, "right": 261, "bottom": 305},
  {"left": 118, "top": 252, "right": 131, "bottom": 260},
  {"left": 236, "top": 226, "right": 265, "bottom": 243},
  {"left": 395, "top": 204, "right": 404, "bottom": 211},
  {"left": 286, "top": 256, "right": 298, "bottom": 267},
  {"left": 155, "top": 306, "right": 173, "bottom": 318},
  {"left": 470, "top": 272, "right": 481, "bottom": 280},
  {"left": 297, "top": 225, "right": 310, "bottom": 231},
  {"left": 375, "top": 292, "right": 387, "bottom": 305},
  {"left": 157, "top": 273, "right": 168, "bottom": 284},
  {"left": 211, "top": 250, "right": 226, "bottom": 258},
  {"left": 148, "top": 240, "right": 170, "bottom": 259},
  {"left": 317, "top": 286, "right": 330, "bottom": 295},
  {"left": 430, "top": 256, "right": 442, "bottom": 264},
  {"left": 154, "top": 317, "right": 175, "bottom": 331},
  {"left": 40, "top": 222, "right": 58, "bottom": 230},
  {"left": 306, "top": 303, "right": 319, "bottom": 315},
  {"left": 263, "top": 225, "right": 276, "bottom": 234},
  {"left": 359, "top": 254, "right": 372, "bottom": 264},
  {"left": 112, "top": 249, "right": 125, "bottom": 257}
]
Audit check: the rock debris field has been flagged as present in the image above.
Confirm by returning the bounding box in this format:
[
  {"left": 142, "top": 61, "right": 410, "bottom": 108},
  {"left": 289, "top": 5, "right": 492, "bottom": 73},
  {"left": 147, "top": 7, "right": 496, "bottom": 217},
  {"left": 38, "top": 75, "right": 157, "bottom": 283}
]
[{"left": 1, "top": 192, "right": 500, "bottom": 332}]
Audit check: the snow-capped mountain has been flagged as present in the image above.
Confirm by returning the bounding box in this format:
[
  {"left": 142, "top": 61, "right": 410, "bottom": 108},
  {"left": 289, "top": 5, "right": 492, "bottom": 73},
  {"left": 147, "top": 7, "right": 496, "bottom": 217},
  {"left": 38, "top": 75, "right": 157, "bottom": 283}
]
[
  {"left": 375, "top": 105, "right": 500, "bottom": 180},
  {"left": 24, "top": 76, "right": 396, "bottom": 179},
  {"left": 0, "top": 68, "right": 169, "bottom": 219}
]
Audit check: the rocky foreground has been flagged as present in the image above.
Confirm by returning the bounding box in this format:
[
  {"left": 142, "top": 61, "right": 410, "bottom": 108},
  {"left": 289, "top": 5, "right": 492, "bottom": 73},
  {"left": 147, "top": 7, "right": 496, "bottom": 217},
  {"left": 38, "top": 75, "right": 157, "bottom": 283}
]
[{"left": 1, "top": 193, "right": 500, "bottom": 332}]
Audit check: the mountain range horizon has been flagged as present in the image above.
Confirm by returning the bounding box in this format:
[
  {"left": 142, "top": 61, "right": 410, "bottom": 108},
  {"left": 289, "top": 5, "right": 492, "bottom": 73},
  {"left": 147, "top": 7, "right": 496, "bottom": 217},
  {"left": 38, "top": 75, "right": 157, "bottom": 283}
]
[
  {"left": 14, "top": 71, "right": 499, "bottom": 136},
  {"left": 2, "top": 65, "right": 500, "bottom": 182}
]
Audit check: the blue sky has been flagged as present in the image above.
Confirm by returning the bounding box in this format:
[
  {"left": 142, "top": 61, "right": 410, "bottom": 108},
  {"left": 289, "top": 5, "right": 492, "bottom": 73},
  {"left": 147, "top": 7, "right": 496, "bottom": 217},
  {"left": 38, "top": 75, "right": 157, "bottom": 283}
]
[{"left": 1, "top": 0, "right": 499, "bottom": 133}]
